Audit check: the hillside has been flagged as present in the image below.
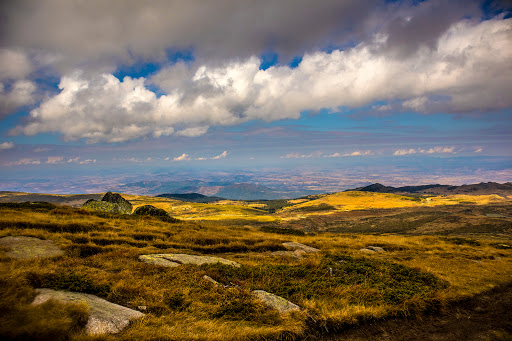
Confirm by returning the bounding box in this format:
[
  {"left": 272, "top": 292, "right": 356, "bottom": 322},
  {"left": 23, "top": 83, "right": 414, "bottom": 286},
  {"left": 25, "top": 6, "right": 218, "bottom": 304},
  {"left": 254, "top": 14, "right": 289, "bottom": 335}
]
[
  {"left": 0, "top": 197, "right": 511, "bottom": 340},
  {"left": 351, "top": 182, "right": 512, "bottom": 197},
  {"left": 157, "top": 193, "right": 225, "bottom": 203},
  {"left": 116, "top": 180, "right": 305, "bottom": 200}
]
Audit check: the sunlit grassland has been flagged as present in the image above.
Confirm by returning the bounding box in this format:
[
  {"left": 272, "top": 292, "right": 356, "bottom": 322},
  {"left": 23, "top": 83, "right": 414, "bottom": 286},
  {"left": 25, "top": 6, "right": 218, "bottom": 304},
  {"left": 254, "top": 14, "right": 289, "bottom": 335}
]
[
  {"left": 279, "top": 191, "right": 508, "bottom": 217},
  {"left": 124, "top": 194, "right": 279, "bottom": 222},
  {"left": 1, "top": 200, "right": 511, "bottom": 340}
]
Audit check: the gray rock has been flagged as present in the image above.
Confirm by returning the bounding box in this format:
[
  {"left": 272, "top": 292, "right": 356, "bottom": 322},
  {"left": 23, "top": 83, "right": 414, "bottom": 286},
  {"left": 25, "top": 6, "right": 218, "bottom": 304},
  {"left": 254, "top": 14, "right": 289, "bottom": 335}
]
[
  {"left": 252, "top": 290, "right": 300, "bottom": 313},
  {"left": 82, "top": 192, "right": 132, "bottom": 214},
  {"left": 32, "top": 288, "right": 144, "bottom": 335},
  {"left": 202, "top": 275, "right": 222, "bottom": 286},
  {"left": 282, "top": 242, "right": 320, "bottom": 253},
  {"left": 133, "top": 205, "right": 168, "bottom": 217},
  {"left": 82, "top": 200, "right": 124, "bottom": 214},
  {"left": 101, "top": 192, "right": 132, "bottom": 214},
  {"left": 0, "top": 236, "right": 64, "bottom": 259},
  {"left": 139, "top": 255, "right": 181, "bottom": 267},
  {"left": 271, "top": 250, "right": 305, "bottom": 260},
  {"left": 139, "top": 253, "right": 240, "bottom": 267},
  {"left": 365, "top": 246, "right": 386, "bottom": 253}
]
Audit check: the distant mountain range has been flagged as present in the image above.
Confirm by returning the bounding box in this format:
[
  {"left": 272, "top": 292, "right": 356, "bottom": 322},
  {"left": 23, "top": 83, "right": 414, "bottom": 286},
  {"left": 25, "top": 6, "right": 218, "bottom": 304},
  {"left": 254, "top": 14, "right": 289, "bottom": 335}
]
[
  {"left": 349, "top": 182, "right": 512, "bottom": 197},
  {"left": 117, "top": 181, "right": 315, "bottom": 200},
  {"left": 157, "top": 193, "right": 225, "bottom": 203}
]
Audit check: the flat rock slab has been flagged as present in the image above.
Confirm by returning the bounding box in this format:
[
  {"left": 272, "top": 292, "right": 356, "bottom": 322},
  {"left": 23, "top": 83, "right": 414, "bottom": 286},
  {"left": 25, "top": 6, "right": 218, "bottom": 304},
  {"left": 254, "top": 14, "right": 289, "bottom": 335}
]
[
  {"left": 282, "top": 242, "right": 320, "bottom": 253},
  {"left": 360, "top": 246, "right": 386, "bottom": 254},
  {"left": 271, "top": 250, "right": 306, "bottom": 260},
  {"left": 0, "top": 236, "right": 64, "bottom": 259},
  {"left": 252, "top": 290, "right": 300, "bottom": 313},
  {"left": 139, "top": 253, "right": 240, "bottom": 267},
  {"left": 32, "top": 288, "right": 144, "bottom": 335}
]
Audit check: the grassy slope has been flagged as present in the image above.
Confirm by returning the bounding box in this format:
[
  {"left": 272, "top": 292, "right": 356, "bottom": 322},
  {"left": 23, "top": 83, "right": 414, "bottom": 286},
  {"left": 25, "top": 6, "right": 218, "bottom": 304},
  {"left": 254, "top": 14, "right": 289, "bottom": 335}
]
[{"left": 0, "top": 197, "right": 511, "bottom": 340}]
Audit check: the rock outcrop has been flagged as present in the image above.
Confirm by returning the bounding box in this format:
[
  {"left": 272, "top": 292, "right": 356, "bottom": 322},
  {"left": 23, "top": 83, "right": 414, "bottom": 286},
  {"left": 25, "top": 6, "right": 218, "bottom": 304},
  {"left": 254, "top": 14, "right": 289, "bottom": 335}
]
[
  {"left": 359, "top": 246, "right": 386, "bottom": 254},
  {"left": 282, "top": 242, "right": 320, "bottom": 253},
  {"left": 101, "top": 192, "right": 132, "bottom": 214},
  {"left": 271, "top": 250, "right": 307, "bottom": 260},
  {"left": 139, "top": 253, "right": 240, "bottom": 267},
  {"left": 0, "top": 236, "right": 64, "bottom": 259},
  {"left": 32, "top": 288, "right": 145, "bottom": 335},
  {"left": 82, "top": 192, "right": 132, "bottom": 214},
  {"left": 133, "top": 205, "right": 168, "bottom": 217}
]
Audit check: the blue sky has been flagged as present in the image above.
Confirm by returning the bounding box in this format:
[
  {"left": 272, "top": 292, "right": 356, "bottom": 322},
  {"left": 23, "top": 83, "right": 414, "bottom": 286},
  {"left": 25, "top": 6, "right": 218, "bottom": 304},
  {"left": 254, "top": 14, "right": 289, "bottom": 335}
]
[{"left": 0, "top": 0, "right": 511, "bottom": 193}]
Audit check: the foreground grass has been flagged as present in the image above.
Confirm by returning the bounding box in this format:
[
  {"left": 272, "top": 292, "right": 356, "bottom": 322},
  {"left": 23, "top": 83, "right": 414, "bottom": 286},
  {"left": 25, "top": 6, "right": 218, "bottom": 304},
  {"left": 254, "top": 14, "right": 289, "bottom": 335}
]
[{"left": 0, "top": 202, "right": 511, "bottom": 340}]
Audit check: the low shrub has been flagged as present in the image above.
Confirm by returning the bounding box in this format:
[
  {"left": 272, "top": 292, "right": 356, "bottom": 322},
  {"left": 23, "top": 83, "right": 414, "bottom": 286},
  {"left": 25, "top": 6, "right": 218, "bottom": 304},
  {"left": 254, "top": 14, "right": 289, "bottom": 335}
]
[
  {"left": 442, "top": 237, "right": 481, "bottom": 246},
  {"left": 260, "top": 225, "right": 306, "bottom": 236},
  {"left": 26, "top": 271, "right": 111, "bottom": 297},
  {"left": 296, "top": 204, "right": 335, "bottom": 212}
]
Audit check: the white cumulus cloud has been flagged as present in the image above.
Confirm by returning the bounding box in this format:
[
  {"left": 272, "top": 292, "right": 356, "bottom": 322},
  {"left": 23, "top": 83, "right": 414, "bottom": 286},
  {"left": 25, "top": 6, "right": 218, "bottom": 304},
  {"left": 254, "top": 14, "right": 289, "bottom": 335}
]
[
  {"left": 173, "top": 153, "right": 190, "bottom": 161},
  {"left": 1, "top": 80, "right": 36, "bottom": 117},
  {"left": 211, "top": 151, "right": 228, "bottom": 160},
  {"left": 394, "top": 146, "right": 456, "bottom": 156},
  {"left": 5, "top": 158, "right": 41, "bottom": 166},
  {"left": 46, "top": 156, "right": 64, "bottom": 164},
  {"left": 394, "top": 148, "right": 417, "bottom": 156},
  {"left": 0, "top": 141, "right": 14, "bottom": 150}
]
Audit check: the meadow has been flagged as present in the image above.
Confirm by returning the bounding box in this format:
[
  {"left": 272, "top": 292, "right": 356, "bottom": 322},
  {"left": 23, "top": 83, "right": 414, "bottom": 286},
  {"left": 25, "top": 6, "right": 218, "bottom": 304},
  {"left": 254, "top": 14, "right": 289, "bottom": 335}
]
[{"left": 0, "top": 191, "right": 511, "bottom": 340}]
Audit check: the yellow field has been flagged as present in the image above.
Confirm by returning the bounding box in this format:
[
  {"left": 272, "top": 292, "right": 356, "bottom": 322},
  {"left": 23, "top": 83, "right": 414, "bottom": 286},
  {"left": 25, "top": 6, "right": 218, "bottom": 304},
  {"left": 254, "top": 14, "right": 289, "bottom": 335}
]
[
  {"left": 279, "top": 191, "right": 507, "bottom": 215},
  {"left": 124, "top": 194, "right": 278, "bottom": 221}
]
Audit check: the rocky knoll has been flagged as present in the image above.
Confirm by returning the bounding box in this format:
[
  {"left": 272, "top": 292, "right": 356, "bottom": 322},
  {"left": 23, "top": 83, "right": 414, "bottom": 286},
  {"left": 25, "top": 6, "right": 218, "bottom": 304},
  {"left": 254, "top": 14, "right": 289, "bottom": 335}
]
[
  {"left": 133, "top": 205, "right": 168, "bottom": 217},
  {"left": 0, "top": 236, "right": 64, "bottom": 259},
  {"left": 82, "top": 192, "right": 132, "bottom": 214},
  {"left": 32, "top": 288, "right": 144, "bottom": 335}
]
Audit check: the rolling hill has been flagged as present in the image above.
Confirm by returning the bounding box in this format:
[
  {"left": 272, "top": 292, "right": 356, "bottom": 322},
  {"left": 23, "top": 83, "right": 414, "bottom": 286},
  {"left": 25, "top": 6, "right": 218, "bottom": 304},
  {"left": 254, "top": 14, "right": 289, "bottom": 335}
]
[{"left": 350, "top": 182, "right": 512, "bottom": 197}]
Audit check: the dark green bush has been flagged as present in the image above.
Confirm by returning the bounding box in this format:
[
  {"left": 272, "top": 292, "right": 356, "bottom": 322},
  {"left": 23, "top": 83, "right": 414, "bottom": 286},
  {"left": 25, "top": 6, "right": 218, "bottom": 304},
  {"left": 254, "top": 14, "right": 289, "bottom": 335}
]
[
  {"left": 260, "top": 225, "right": 306, "bottom": 236},
  {"left": 27, "top": 271, "right": 111, "bottom": 297}
]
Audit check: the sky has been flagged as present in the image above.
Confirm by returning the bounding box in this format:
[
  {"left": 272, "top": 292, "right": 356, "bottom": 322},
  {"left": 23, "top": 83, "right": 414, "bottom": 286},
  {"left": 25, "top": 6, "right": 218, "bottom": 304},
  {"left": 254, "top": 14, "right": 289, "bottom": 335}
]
[{"left": 0, "top": 0, "right": 511, "bottom": 193}]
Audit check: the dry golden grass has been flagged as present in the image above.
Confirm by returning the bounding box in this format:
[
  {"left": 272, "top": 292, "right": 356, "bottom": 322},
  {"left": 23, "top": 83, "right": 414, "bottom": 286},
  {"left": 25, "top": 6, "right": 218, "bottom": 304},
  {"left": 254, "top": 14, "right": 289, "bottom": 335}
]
[
  {"left": 0, "top": 194, "right": 511, "bottom": 340},
  {"left": 280, "top": 191, "right": 508, "bottom": 216},
  {"left": 124, "top": 194, "right": 278, "bottom": 222}
]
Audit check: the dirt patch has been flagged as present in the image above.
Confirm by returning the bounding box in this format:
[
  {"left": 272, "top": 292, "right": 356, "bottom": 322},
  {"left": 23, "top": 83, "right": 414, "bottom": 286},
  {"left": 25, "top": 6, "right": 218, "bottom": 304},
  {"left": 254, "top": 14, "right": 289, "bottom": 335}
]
[{"left": 324, "top": 282, "right": 512, "bottom": 340}]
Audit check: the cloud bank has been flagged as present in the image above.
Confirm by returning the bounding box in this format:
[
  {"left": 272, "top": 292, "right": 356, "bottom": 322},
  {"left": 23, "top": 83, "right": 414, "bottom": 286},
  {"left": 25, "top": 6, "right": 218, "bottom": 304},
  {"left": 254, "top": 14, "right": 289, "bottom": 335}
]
[{"left": 9, "top": 17, "right": 511, "bottom": 143}]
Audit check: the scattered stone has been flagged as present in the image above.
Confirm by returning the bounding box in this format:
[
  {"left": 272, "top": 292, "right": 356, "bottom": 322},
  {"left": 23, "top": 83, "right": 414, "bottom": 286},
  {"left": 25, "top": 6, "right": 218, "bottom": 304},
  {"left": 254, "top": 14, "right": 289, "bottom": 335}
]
[
  {"left": 139, "top": 253, "right": 240, "bottom": 267},
  {"left": 0, "top": 236, "right": 64, "bottom": 259},
  {"left": 282, "top": 242, "right": 320, "bottom": 253},
  {"left": 271, "top": 250, "right": 303, "bottom": 260},
  {"left": 137, "top": 305, "right": 147, "bottom": 311},
  {"left": 359, "top": 248, "right": 376, "bottom": 254},
  {"left": 101, "top": 192, "right": 132, "bottom": 214},
  {"left": 252, "top": 290, "right": 300, "bottom": 313},
  {"left": 203, "top": 275, "right": 222, "bottom": 286},
  {"left": 133, "top": 205, "right": 168, "bottom": 217},
  {"left": 32, "top": 288, "right": 144, "bottom": 335}
]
